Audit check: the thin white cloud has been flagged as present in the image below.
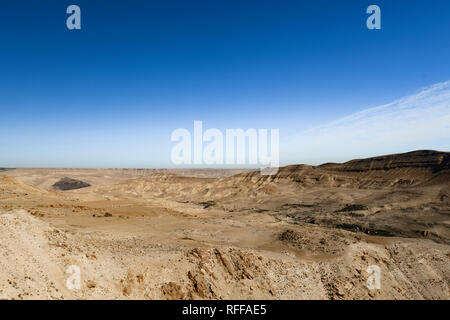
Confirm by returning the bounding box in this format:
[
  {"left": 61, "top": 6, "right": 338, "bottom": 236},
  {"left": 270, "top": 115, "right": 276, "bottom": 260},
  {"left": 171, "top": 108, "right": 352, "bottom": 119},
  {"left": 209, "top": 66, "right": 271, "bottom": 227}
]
[{"left": 283, "top": 81, "right": 450, "bottom": 164}]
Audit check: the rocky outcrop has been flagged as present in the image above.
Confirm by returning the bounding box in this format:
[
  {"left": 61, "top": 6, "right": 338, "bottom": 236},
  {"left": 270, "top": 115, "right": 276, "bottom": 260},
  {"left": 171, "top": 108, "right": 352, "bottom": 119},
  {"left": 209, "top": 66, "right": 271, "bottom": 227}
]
[{"left": 52, "top": 177, "right": 91, "bottom": 191}]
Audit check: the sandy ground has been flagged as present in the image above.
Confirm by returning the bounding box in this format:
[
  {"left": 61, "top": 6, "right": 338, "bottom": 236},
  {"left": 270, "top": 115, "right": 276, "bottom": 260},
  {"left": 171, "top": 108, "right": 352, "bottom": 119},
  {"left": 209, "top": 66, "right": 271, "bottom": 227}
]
[{"left": 0, "top": 150, "right": 449, "bottom": 299}]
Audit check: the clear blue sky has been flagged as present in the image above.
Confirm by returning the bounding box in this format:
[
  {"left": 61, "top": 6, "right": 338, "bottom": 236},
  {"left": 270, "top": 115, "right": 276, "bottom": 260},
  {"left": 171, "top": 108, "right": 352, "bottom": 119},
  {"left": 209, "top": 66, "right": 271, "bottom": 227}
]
[{"left": 1, "top": 0, "right": 449, "bottom": 167}]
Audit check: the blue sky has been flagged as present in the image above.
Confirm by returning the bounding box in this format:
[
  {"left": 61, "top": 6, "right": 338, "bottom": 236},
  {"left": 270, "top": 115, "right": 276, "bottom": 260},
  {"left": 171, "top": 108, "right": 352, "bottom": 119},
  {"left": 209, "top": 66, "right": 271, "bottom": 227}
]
[{"left": 1, "top": 0, "right": 449, "bottom": 167}]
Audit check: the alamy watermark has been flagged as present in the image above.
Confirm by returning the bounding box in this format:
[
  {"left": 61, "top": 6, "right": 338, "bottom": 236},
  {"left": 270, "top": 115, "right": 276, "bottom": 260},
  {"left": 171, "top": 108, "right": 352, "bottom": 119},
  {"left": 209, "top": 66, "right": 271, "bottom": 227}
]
[
  {"left": 66, "top": 5, "right": 81, "bottom": 30},
  {"left": 366, "top": 265, "right": 381, "bottom": 290},
  {"left": 171, "top": 121, "right": 279, "bottom": 175},
  {"left": 366, "top": 5, "right": 381, "bottom": 30},
  {"left": 65, "top": 4, "right": 380, "bottom": 31}
]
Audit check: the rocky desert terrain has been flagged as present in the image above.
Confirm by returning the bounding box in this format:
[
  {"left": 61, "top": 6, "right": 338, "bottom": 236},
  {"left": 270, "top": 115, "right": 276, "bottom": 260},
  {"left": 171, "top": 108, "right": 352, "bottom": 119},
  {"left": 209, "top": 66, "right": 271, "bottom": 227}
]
[{"left": 0, "top": 150, "right": 449, "bottom": 300}]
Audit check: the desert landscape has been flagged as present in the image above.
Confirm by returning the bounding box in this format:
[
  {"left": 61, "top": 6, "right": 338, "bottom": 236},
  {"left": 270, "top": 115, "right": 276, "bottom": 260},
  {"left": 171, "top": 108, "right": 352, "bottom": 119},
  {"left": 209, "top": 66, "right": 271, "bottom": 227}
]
[{"left": 0, "top": 150, "right": 449, "bottom": 300}]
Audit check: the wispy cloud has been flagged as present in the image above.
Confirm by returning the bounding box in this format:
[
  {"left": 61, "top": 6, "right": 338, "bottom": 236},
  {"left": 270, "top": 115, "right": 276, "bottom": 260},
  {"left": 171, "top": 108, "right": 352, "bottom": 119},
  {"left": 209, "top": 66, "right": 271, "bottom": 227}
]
[{"left": 283, "top": 81, "right": 450, "bottom": 164}]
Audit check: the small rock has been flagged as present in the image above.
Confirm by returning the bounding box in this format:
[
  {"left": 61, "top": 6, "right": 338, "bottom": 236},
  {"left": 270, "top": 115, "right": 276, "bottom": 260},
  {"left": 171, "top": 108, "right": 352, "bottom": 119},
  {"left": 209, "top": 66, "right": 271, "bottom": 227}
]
[{"left": 123, "top": 286, "right": 131, "bottom": 296}]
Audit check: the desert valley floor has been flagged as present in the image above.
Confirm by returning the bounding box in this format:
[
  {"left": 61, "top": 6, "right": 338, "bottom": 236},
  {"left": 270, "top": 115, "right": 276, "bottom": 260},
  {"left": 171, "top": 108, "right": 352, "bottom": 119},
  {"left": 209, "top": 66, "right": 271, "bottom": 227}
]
[{"left": 0, "top": 150, "right": 449, "bottom": 299}]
